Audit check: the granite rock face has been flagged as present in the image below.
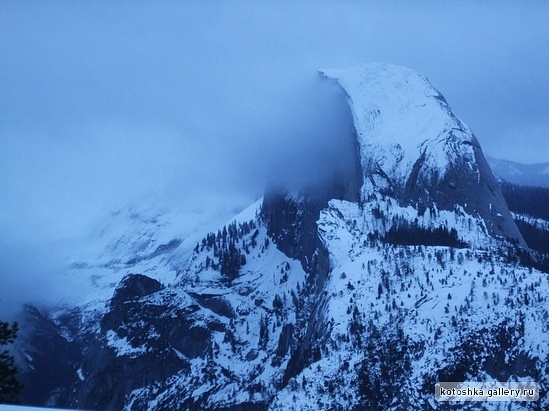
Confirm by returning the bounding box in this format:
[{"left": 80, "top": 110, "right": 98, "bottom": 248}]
[{"left": 321, "top": 63, "right": 526, "bottom": 248}]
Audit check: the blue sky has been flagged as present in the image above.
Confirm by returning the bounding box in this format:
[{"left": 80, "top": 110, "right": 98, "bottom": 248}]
[{"left": 1, "top": 1, "right": 549, "bottom": 311}]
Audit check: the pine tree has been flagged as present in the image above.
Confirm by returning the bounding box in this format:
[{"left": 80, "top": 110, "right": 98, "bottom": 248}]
[{"left": 0, "top": 321, "right": 22, "bottom": 404}]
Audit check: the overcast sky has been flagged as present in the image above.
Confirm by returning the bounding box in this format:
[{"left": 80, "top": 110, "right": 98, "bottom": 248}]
[{"left": 1, "top": 1, "right": 549, "bottom": 312}]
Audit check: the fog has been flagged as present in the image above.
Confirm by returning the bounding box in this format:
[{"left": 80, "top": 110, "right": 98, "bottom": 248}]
[{"left": 1, "top": 1, "right": 549, "bottom": 316}]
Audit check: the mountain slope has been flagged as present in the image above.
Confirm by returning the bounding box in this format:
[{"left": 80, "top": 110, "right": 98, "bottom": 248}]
[{"left": 15, "top": 64, "right": 549, "bottom": 410}]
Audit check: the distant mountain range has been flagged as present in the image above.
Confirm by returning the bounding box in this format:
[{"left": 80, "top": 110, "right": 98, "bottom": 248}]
[{"left": 487, "top": 156, "right": 549, "bottom": 187}]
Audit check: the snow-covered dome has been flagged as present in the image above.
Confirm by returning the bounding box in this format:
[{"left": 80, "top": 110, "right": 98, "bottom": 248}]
[{"left": 321, "top": 63, "right": 525, "bottom": 247}]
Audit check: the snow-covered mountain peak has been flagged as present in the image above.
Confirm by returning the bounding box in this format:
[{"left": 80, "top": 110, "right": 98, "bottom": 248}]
[
  {"left": 321, "top": 63, "right": 525, "bottom": 247},
  {"left": 320, "top": 63, "right": 473, "bottom": 194},
  {"left": 320, "top": 62, "right": 446, "bottom": 121}
]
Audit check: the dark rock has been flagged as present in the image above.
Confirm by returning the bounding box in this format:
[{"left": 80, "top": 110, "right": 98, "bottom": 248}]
[
  {"left": 109, "top": 273, "right": 163, "bottom": 310},
  {"left": 188, "top": 292, "right": 235, "bottom": 318},
  {"left": 16, "top": 305, "right": 82, "bottom": 407},
  {"left": 72, "top": 340, "right": 189, "bottom": 411},
  {"left": 275, "top": 323, "right": 294, "bottom": 358},
  {"left": 169, "top": 323, "right": 210, "bottom": 359}
]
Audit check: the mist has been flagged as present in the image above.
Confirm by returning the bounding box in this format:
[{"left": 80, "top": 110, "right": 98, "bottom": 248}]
[{"left": 1, "top": 1, "right": 549, "bottom": 315}]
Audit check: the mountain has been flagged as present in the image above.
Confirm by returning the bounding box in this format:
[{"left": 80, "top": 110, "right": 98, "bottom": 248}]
[
  {"left": 487, "top": 156, "right": 549, "bottom": 188},
  {"left": 13, "top": 64, "right": 549, "bottom": 410},
  {"left": 320, "top": 63, "right": 525, "bottom": 248}
]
